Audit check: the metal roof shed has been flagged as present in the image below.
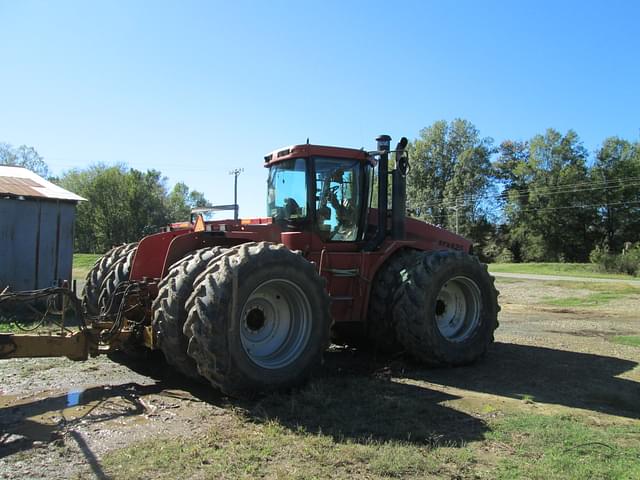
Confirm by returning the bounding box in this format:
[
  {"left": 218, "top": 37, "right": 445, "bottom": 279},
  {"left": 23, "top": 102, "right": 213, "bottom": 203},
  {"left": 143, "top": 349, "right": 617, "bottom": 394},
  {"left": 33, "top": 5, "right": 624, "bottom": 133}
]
[{"left": 0, "top": 166, "right": 85, "bottom": 291}]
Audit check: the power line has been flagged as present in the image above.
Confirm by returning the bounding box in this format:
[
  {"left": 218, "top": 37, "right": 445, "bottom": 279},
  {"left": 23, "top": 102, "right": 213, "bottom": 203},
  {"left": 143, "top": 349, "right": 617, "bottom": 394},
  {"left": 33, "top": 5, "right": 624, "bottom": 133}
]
[
  {"left": 417, "top": 177, "right": 640, "bottom": 210},
  {"left": 498, "top": 176, "right": 640, "bottom": 198},
  {"left": 508, "top": 199, "right": 640, "bottom": 214}
]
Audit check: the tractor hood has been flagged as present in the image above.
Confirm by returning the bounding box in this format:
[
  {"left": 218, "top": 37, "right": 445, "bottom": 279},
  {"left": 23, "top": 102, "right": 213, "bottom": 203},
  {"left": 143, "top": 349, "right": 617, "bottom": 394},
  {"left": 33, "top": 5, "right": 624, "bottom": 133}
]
[{"left": 367, "top": 209, "right": 472, "bottom": 253}]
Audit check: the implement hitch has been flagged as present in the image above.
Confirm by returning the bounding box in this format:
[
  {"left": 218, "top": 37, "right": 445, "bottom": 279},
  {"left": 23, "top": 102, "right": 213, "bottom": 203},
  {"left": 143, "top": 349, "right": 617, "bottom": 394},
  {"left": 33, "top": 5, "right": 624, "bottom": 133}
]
[
  {"left": 0, "top": 331, "right": 89, "bottom": 361},
  {"left": 0, "top": 282, "right": 154, "bottom": 361}
]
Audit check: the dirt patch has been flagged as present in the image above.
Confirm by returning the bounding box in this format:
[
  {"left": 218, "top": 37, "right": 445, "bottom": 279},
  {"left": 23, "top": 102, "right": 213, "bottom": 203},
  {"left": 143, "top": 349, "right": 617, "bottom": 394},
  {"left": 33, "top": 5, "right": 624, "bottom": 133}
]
[
  {"left": 0, "top": 359, "right": 235, "bottom": 479},
  {"left": 499, "top": 278, "right": 640, "bottom": 314},
  {"left": 497, "top": 279, "right": 583, "bottom": 306}
]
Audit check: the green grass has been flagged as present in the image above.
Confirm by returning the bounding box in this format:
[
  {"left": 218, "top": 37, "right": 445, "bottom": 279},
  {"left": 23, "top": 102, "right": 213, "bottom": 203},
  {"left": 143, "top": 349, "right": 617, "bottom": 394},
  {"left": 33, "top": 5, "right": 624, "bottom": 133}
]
[
  {"left": 489, "top": 262, "right": 635, "bottom": 280},
  {"left": 0, "top": 315, "right": 38, "bottom": 332},
  {"left": 487, "top": 414, "right": 640, "bottom": 479},
  {"left": 72, "top": 253, "right": 100, "bottom": 281},
  {"left": 0, "top": 315, "right": 80, "bottom": 333},
  {"left": 102, "top": 375, "right": 481, "bottom": 479},
  {"left": 541, "top": 282, "right": 640, "bottom": 308},
  {"left": 103, "top": 421, "right": 452, "bottom": 479},
  {"left": 544, "top": 293, "right": 627, "bottom": 307},
  {"left": 102, "top": 407, "right": 640, "bottom": 480},
  {"left": 73, "top": 253, "right": 101, "bottom": 269},
  {"left": 610, "top": 336, "right": 640, "bottom": 348}
]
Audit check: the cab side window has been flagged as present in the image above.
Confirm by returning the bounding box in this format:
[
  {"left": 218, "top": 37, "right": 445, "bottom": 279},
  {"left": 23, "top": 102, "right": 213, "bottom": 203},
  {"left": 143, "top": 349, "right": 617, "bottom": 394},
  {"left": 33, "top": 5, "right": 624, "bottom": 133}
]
[{"left": 315, "top": 158, "right": 361, "bottom": 241}]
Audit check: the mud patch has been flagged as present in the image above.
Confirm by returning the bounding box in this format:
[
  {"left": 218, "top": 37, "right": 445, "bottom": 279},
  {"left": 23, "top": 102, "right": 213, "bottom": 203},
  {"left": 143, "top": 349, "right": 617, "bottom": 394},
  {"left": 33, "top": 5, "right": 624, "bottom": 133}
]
[
  {"left": 0, "top": 357, "right": 237, "bottom": 479},
  {"left": 1, "top": 384, "right": 156, "bottom": 456}
]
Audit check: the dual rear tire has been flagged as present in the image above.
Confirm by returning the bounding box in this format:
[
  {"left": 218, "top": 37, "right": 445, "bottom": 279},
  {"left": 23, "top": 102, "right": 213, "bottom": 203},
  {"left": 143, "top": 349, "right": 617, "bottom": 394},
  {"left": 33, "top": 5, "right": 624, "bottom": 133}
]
[
  {"left": 392, "top": 250, "right": 500, "bottom": 366},
  {"left": 82, "top": 242, "right": 138, "bottom": 316},
  {"left": 84, "top": 241, "right": 331, "bottom": 397},
  {"left": 151, "top": 246, "right": 226, "bottom": 379},
  {"left": 147, "top": 242, "right": 332, "bottom": 396},
  {"left": 183, "top": 242, "right": 331, "bottom": 397}
]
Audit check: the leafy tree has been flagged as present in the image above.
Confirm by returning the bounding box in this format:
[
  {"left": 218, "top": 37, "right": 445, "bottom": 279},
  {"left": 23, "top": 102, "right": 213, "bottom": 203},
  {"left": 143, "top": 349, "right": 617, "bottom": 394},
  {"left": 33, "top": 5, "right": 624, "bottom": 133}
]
[
  {"left": 166, "top": 182, "right": 191, "bottom": 222},
  {"left": 56, "top": 165, "right": 209, "bottom": 252},
  {"left": 407, "top": 119, "right": 496, "bottom": 255},
  {"left": 166, "top": 182, "right": 209, "bottom": 222},
  {"left": 56, "top": 164, "right": 108, "bottom": 252},
  {"left": 0, "top": 143, "right": 50, "bottom": 178},
  {"left": 591, "top": 137, "right": 640, "bottom": 252},
  {"left": 496, "top": 129, "right": 598, "bottom": 262},
  {"left": 126, "top": 168, "right": 170, "bottom": 237}
]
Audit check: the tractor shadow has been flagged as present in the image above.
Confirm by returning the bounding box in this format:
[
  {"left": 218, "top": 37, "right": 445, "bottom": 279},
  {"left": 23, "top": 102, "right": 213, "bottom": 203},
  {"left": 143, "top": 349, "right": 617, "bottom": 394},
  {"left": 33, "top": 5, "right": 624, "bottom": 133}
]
[
  {"left": 394, "top": 342, "right": 640, "bottom": 420},
  {"left": 107, "top": 349, "right": 490, "bottom": 446},
  {"left": 0, "top": 367, "right": 487, "bottom": 458},
  {"left": 243, "top": 341, "right": 640, "bottom": 444},
  {"left": 245, "top": 368, "right": 487, "bottom": 446},
  {"left": 74, "top": 343, "right": 640, "bottom": 426}
]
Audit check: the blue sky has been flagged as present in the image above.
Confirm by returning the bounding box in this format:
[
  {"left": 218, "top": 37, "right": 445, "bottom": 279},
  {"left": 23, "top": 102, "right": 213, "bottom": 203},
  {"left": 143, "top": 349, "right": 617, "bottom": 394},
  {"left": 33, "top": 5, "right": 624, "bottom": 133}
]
[{"left": 1, "top": 0, "right": 638, "bottom": 217}]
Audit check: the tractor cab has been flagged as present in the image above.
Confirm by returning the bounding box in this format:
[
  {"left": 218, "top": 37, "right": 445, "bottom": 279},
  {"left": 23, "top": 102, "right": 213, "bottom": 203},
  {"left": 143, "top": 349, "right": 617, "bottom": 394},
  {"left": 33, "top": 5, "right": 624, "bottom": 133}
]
[{"left": 264, "top": 144, "right": 374, "bottom": 242}]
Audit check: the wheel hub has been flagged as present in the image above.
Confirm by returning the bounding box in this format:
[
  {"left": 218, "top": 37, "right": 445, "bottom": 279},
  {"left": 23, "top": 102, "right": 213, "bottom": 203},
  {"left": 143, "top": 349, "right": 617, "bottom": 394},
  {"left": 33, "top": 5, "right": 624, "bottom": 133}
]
[
  {"left": 246, "top": 307, "right": 266, "bottom": 331},
  {"left": 435, "top": 276, "right": 481, "bottom": 342},
  {"left": 240, "top": 279, "right": 312, "bottom": 369}
]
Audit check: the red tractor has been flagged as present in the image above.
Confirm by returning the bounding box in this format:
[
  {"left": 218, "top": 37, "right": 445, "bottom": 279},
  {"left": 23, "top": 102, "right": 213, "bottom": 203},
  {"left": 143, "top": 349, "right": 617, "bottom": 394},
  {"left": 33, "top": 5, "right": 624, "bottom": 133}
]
[{"left": 1, "top": 135, "right": 499, "bottom": 397}]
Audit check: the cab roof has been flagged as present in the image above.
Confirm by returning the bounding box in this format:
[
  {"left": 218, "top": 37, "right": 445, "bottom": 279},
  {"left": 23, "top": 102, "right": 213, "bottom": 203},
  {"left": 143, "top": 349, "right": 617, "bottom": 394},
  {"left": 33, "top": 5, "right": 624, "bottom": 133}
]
[{"left": 264, "top": 143, "right": 368, "bottom": 167}]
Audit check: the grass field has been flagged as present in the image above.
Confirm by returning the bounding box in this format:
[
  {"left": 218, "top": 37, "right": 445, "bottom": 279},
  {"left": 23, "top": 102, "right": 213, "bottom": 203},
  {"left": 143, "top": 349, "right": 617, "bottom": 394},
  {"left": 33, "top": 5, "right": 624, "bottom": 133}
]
[{"left": 489, "top": 262, "right": 635, "bottom": 280}]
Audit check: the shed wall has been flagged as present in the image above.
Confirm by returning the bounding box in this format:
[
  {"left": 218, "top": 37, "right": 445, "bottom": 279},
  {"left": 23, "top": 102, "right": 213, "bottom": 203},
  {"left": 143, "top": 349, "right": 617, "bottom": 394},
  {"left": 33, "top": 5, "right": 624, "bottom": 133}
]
[{"left": 0, "top": 198, "right": 76, "bottom": 291}]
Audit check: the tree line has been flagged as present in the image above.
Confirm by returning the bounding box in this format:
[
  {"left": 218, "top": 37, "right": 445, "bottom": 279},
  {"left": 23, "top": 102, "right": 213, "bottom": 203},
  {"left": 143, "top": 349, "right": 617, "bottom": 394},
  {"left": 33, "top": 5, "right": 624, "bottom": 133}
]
[
  {"left": 406, "top": 119, "right": 640, "bottom": 263},
  {"left": 56, "top": 165, "right": 209, "bottom": 252},
  {"left": 3, "top": 121, "right": 639, "bottom": 262},
  {"left": 1, "top": 144, "right": 207, "bottom": 253}
]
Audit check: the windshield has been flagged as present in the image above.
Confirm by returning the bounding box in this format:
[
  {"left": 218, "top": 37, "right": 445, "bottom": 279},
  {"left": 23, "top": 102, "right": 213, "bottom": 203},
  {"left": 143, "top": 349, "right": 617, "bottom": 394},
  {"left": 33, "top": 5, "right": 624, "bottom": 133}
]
[{"left": 267, "top": 158, "right": 307, "bottom": 223}]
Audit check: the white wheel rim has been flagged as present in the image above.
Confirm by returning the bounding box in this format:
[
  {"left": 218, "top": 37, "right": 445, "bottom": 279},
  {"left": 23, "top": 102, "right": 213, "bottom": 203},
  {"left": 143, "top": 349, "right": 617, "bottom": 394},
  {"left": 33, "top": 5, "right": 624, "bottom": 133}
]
[
  {"left": 240, "top": 279, "right": 312, "bottom": 369},
  {"left": 435, "top": 276, "right": 481, "bottom": 342}
]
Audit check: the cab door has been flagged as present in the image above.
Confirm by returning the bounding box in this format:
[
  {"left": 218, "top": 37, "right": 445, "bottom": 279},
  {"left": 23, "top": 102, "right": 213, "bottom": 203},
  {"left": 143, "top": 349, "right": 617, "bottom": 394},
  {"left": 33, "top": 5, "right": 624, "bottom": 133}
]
[{"left": 309, "top": 157, "right": 369, "bottom": 323}]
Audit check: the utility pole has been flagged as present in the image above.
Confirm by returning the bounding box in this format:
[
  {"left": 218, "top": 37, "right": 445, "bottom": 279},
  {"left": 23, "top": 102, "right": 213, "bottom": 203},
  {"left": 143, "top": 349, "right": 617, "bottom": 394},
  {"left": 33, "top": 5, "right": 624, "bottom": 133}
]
[
  {"left": 448, "top": 201, "right": 460, "bottom": 234},
  {"left": 229, "top": 168, "right": 243, "bottom": 221},
  {"left": 455, "top": 199, "right": 459, "bottom": 235}
]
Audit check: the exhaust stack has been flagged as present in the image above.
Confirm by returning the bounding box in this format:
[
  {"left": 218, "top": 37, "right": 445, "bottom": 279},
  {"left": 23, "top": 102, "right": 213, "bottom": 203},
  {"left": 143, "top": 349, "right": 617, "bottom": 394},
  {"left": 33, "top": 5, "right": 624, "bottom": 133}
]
[
  {"left": 364, "top": 134, "right": 410, "bottom": 251},
  {"left": 364, "top": 135, "right": 391, "bottom": 252}
]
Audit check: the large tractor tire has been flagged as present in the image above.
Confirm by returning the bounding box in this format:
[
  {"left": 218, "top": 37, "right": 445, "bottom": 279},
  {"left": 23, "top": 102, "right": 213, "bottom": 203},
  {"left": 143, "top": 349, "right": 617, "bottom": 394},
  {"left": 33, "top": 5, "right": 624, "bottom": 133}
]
[
  {"left": 184, "top": 242, "right": 331, "bottom": 397},
  {"left": 152, "top": 246, "right": 225, "bottom": 379},
  {"left": 82, "top": 243, "right": 138, "bottom": 315},
  {"left": 365, "top": 248, "right": 421, "bottom": 352},
  {"left": 393, "top": 250, "right": 499, "bottom": 366},
  {"left": 97, "top": 246, "right": 138, "bottom": 314}
]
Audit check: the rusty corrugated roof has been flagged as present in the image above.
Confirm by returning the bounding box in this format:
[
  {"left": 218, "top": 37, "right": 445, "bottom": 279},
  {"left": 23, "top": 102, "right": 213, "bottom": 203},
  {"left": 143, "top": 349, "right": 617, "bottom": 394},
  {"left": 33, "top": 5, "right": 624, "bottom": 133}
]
[{"left": 0, "top": 166, "right": 85, "bottom": 202}]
